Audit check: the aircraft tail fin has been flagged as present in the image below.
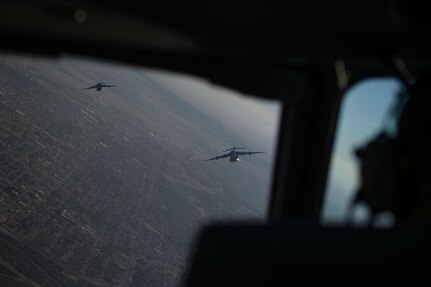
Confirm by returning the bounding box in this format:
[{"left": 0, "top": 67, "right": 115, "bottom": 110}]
[{"left": 222, "top": 147, "right": 247, "bottom": 152}]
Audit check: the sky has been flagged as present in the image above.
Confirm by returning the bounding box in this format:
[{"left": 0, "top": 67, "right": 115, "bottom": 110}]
[{"left": 322, "top": 77, "right": 403, "bottom": 222}]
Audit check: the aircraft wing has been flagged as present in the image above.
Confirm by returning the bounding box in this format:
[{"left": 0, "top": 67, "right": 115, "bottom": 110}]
[
  {"left": 83, "top": 85, "right": 97, "bottom": 90},
  {"left": 235, "top": 151, "right": 265, "bottom": 156},
  {"left": 205, "top": 152, "right": 230, "bottom": 161},
  {"left": 101, "top": 84, "right": 117, "bottom": 87}
]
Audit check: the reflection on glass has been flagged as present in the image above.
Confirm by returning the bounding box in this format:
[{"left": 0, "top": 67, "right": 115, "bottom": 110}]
[
  {"left": 0, "top": 54, "right": 281, "bottom": 286},
  {"left": 321, "top": 78, "right": 403, "bottom": 225}
]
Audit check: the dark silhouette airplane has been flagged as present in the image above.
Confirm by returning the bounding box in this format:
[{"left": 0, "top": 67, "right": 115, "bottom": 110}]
[
  {"left": 83, "top": 82, "right": 116, "bottom": 91},
  {"left": 206, "top": 147, "right": 265, "bottom": 162}
]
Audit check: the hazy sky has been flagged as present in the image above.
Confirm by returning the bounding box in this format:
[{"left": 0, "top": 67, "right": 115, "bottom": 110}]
[
  {"left": 323, "top": 78, "right": 403, "bottom": 221},
  {"left": 145, "top": 69, "right": 282, "bottom": 158}
]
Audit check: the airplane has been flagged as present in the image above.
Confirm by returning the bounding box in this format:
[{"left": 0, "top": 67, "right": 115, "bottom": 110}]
[
  {"left": 205, "top": 147, "right": 265, "bottom": 162},
  {"left": 83, "top": 82, "right": 116, "bottom": 91}
]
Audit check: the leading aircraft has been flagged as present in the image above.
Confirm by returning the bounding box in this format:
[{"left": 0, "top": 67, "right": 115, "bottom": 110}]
[
  {"left": 83, "top": 82, "right": 117, "bottom": 91},
  {"left": 205, "top": 147, "right": 265, "bottom": 162}
]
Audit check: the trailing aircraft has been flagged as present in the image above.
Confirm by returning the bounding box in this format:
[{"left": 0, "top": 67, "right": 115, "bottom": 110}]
[{"left": 83, "top": 82, "right": 116, "bottom": 91}]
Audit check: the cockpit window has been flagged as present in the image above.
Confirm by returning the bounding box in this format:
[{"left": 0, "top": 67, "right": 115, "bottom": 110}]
[
  {"left": 0, "top": 54, "right": 281, "bottom": 286},
  {"left": 321, "top": 78, "right": 403, "bottom": 227}
]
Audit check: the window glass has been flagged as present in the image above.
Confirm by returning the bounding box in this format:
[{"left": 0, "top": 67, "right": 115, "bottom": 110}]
[
  {"left": 0, "top": 54, "right": 281, "bottom": 286},
  {"left": 321, "top": 78, "right": 403, "bottom": 226}
]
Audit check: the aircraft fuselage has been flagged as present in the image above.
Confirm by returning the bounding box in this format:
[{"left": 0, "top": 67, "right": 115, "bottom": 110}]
[{"left": 229, "top": 151, "right": 240, "bottom": 162}]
